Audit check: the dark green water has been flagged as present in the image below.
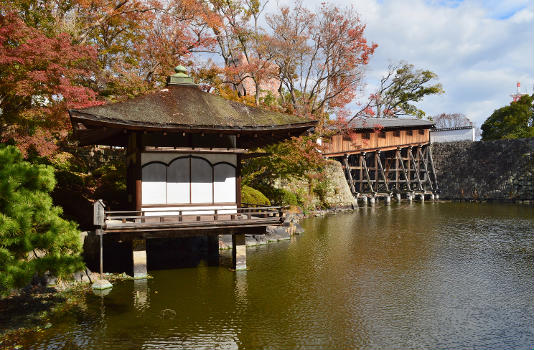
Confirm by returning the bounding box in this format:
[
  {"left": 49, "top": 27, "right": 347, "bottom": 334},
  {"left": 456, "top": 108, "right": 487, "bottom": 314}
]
[{"left": 13, "top": 203, "right": 534, "bottom": 349}]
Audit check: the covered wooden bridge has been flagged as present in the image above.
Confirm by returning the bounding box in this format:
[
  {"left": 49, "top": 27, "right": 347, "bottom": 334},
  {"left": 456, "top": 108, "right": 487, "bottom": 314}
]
[
  {"left": 71, "top": 66, "right": 316, "bottom": 276},
  {"left": 322, "top": 118, "right": 439, "bottom": 204}
]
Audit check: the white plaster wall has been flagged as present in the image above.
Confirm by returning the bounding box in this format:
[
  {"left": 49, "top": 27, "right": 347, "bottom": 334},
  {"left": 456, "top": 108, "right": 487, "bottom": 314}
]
[
  {"left": 141, "top": 152, "right": 237, "bottom": 205},
  {"left": 191, "top": 158, "right": 213, "bottom": 203},
  {"left": 214, "top": 163, "right": 236, "bottom": 203},
  {"left": 141, "top": 163, "right": 167, "bottom": 204},
  {"left": 430, "top": 128, "right": 475, "bottom": 143},
  {"left": 167, "top": 158, "right": 190, "bottom": 203}
]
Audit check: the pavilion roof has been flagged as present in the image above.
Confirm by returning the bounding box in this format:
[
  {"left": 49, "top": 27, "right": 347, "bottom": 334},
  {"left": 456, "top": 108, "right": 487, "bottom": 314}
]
[{"left": 70, "top": 85, "right": 315, "bottom": 132}]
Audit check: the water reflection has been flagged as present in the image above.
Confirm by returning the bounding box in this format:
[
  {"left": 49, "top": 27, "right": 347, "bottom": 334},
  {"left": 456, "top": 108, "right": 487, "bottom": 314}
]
[
  {"left": 234, "top": 271, "right": 247, "bottom": 303},
  {"left": 133, "top": 279, "right": 149, "bottom": 310},
  {"left": 13, "top": 203, "right": 534, "bottom": 350}
]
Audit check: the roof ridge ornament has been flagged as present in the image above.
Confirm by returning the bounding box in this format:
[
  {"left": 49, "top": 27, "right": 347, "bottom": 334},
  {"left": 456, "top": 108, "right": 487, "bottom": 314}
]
[{"left": 167, "top": 65, "right": 196, "bottom": 86}]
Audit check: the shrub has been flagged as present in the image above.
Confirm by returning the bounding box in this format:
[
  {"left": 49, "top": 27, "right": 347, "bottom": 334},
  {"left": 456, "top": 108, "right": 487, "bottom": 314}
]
[
  {"left": 269, "top": 188, "right": 298, "bottom": 206},
  {"left": 0, "top": 146, "right": 84, "bottom": 296},
  {"left": 241, "top": 185, "right": 271, "bottom": 206}
]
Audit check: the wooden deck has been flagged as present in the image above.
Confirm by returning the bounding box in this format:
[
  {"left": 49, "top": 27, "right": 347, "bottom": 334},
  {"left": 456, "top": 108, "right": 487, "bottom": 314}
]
[{"left": 95, "top": 205, "right": 284, "bottom": 234}]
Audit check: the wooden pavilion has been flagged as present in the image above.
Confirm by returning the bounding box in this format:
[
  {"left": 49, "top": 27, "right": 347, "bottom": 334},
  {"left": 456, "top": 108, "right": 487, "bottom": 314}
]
[
  {"left": 70, "top": 66, "right": 316, "bottom": 275},
  {"left": 321, "top": 118, "right": 439, "bottom": 203}
]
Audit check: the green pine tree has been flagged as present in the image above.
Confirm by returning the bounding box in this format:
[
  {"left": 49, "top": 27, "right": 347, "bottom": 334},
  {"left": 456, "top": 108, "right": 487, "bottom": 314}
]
[{"left": 0, "top": 145, "right": 84, "bottom": 296}]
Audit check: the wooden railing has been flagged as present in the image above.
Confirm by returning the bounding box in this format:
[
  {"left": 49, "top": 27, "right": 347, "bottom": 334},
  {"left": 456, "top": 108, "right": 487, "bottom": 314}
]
[
  {"left": 241, "top": 202, "right": 273, "bottom": 208},
  {"left": 93, "top": 201, "right": 284, "bottom": 231}
]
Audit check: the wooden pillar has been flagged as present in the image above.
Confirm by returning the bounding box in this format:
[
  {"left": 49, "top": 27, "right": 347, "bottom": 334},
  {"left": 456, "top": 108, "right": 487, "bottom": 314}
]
[
  {"left": 384, "top": 157, "right": 392, "bottom": 186},
  {"left": 127, "top": 132, "right": 143, "bottom": 212},
  {"left": 376, "top": 151, "right": 389, "bottom": 192},
  {"left": 409, "top": 147, "right": 424, "bottom": 191},
  {"left": 418, "top": 146, "right": 433, "bottom": 191},
  {"left": 132, "top": 238, "right": 148, "bottom": 279},
  {"left": 407, "top": 147, "right": 411, "bottom": 188},
  {"left": 136, "top": 133, "right": 143, "bottom": 212},
  {"left": 127, "top": 134, "right": 134, "bottom": 210},
  {"left": 427, "top": 145, "right": 439, "bottom": 192},
  {"left": 236, "top": 154, "right": 242, "bottom": 208},
  {"left": 398, "top": 148, "right": 412, "bottom": 192},
  {"left": 359, "top": 154, "right": 363, "bottom": 193},
  {"left": 232, "top": 233, "right": 246, "bottom": 271},
  {"left": 343, "top": 155, "right": 356, "bottom": 195},
  {"left": 395, "top": 150, "right": 400, "bottom": 190},
  {"left": 362, "top": 152, "right": 374, "bottom": 193},
  {"left": 374, "top": 151, "right": 378, "bottom": 192}
]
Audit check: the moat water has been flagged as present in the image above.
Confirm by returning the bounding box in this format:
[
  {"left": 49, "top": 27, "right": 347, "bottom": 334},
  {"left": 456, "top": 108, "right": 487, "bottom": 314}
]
[{"left": 10, "top": 202, "right": 534, "bottom": 349}]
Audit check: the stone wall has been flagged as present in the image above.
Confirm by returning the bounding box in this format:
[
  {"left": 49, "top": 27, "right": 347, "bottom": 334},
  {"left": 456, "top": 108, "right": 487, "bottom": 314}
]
[
  {"left": 277, "top": 160, "right": 357, "bottom": 209},
  {"left": 431, "top": 138, "right": 534, "bottom": 200}
]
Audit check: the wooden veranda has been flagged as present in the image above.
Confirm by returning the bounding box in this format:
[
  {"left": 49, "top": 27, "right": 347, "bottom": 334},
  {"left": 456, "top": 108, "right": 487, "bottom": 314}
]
[{"left": 94, "top": 202, "right": 284, "bottom": 237}]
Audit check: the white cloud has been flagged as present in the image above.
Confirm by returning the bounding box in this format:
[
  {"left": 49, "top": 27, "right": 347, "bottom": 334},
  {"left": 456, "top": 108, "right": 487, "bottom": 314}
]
[
  {"left": 264, "top": 0, "right": 533, "bottom": 126},
  {"left": 354, "top": 0, "right": 534, "bottom": 126}
]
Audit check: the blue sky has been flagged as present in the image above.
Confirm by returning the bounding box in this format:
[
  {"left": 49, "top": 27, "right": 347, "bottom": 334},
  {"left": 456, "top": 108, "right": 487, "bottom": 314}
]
[{"left": 266, "top": 0, "right": 533, "bottom": 126}]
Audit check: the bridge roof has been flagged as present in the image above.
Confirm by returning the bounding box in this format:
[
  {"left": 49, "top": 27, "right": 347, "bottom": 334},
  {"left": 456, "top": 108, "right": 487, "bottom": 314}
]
[{"left": 348, "top": 118, "right": 434, "bottom": 130}]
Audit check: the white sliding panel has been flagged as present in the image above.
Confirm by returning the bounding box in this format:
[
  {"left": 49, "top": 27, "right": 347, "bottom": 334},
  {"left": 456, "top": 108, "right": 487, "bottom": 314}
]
[
  {"left": 167, "top": 157, "right": 190, "bottom": 204},
  {"left": 142, "top": 162, "right": 167, "bottom": 205},
  {"left": 214, "top": 163, "right": 236, "bottom": 203},
  {"left": 191, "top": 158, "right": 213, "bottom": 203}
]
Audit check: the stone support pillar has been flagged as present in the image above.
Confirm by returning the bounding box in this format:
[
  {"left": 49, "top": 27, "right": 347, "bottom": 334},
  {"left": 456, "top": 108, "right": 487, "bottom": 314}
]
[
  {"left": 232, "top": 233, "right": 246, "bottom": 271},
  {"left": 369, "top": 196, "right": 376, "bottom": 205},
  {"left": 385, "top": 195, "right": 391, "bottom": 205},
  {"left": 132, "top": 238, "right": 148, "bottom": 279},
  {"left": 419, "top": 193, "right": 425, "bottom": 202},
  {"left": 396, "top": 193, "right": 402, "bottom": 202}
]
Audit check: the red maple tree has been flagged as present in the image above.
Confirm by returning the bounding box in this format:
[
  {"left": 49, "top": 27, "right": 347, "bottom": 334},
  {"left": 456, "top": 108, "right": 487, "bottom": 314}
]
[{"left": 0, "top": 12, "right": 100, "bottom": 156}]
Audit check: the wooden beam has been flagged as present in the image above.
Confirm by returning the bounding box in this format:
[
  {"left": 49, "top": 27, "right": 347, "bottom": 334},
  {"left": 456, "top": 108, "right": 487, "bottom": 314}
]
[
  {"left": 359, "top": 154, "right": 363, "bottom": 193},
  {"left": 144, "top": 147, "right": 248, "bottom": 154},
  {"left": 374, "top": 152, "right": 379, "bottom": 191},
  {"left": 397, "top": 149, "right": 412, "bottom": 192},
  {"left": 407, "top": 147, "right": 412, "bottom": 188},
  {"left": 362, "top": 153, "right": 374, "bottom": 193},
  {"left": 323, "top": 141, "right": 431, "bottom": 157},
  {"left": 343, "top": 155, "right": 357, "bottom": 194},
  {"left": 395, "top": 151, "right": 400, "bottom": 190},
  {"left": 418, "top": 147, "right": 434, "bottom": 191},
  {"left": 427, "top": 145, "right": 439, "bottom": 191},
  {"left": 409, "top": 147, "right": 424, "bottom": 191},
  {"left": 376, "top": 151, "right": 390, "bottom": 192}
]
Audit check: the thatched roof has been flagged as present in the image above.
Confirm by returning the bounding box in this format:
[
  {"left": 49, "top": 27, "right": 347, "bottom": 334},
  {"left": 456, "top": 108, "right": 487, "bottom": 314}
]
[
  {"left": 69, "top": 81, "right": 316, "bottom": 147},
  {"left": 70, "top": 85, "right": 314, "bottom": 131}
]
